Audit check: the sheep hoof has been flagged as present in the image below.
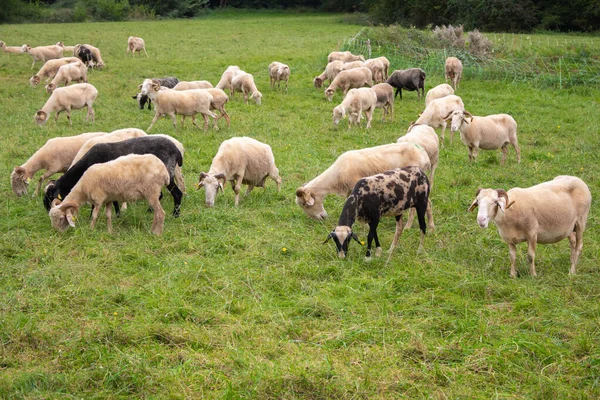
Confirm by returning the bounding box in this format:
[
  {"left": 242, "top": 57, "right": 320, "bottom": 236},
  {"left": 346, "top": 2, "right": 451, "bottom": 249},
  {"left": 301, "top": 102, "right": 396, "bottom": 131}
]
[
  {"left": 375, "top": 247, "right": 382, "bottom": 257},
  {"left": 364, "top": 256, "right": 372, "bottom": 262}
]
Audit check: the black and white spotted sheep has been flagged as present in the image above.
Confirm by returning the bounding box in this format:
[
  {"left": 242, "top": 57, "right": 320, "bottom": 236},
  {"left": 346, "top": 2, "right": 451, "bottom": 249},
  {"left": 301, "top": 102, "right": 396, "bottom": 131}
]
[{"left": 325, "top": 166, "right": 431, "bottom": 259}]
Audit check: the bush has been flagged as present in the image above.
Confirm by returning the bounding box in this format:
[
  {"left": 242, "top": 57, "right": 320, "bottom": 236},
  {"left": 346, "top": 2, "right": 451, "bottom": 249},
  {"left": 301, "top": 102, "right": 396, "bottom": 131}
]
[
  {"left": 468, "top": 29, "right": 493, "bottom": 56},
  {"left": 94, "top": 0, "right": 130, "bottom": 21},
  {"left": 433, "top": 24, "right": 465, "bottom": 49}
]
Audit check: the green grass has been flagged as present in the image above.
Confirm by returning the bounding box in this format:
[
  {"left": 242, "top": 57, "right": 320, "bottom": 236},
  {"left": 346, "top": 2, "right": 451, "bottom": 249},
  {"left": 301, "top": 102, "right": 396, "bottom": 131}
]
[{"left": 1, "top": 12, "right": 599, "bottom": 398}]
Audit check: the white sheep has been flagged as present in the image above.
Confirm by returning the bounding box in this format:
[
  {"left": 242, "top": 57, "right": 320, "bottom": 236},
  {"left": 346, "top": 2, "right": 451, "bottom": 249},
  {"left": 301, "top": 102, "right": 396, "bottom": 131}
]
[
  {"left": 0, "top": 40, "right": 25, "bottom": 54},
  {"left": 11, "top": 131, "right": 108, "bottom": 197},
  {"left": 34, "top": 83, "right": 98, "bottom": 126},
  {"left": 295, "top": 142, "right": 431, "bottom": 220},
  {"left": 445, "top": 57, "right": 463, "bottom": 90},
  {"left": 370, "top": 82, "right": 394, "bottom": 122},
  {"left": 56, "top": 42, "right": 75, "bottom": 54},
  {"left": 49, "top": 154, "right": 170, "bottom": 236},
  {"left": 268, "top": 61, "right": 290, "bottom": 91},
  {"left": 414, "top": 94, "right": 465, "bottom": 142},
  {"left": 29, "top": 57, "right": 81, "bottom": 86},
  {"left": 22, "top": 44, "right": 64, "bottom": 69},
  {"left": 146, "top": 83, "right": 217, "bottom": 131},
  {"left": 201, "top": 88, "right": 230, "bottom": 130},
  {"left": 468, "top": 176, "right": 591, "bottom": 277},
  {"left": 425, "top": 83, "right": 454, "bottom": 106},
  {"left": 45, "top": 60, "right": 88, "bottom": 93},
  {"left": 197, "top": 136, "right": 282, "bottom": 207},
  {"left": 448, "top": 110, "right": 521, "bottom": 164},
  {"left": 313, "top": 60, "right": 344, "bottom": 88},
  {"left": 398, "top": 123, "right": 439, "bottom": 189},
  {"left": 368, "top": 56, "right": 390, "bottom": 79},
  {"left": 231, "top": 71, "right": 263, "bottom": 105},
  {"left": 324, "top": 67, "right": 373, "bottom": 101},
  {"left": 215, "top": 65, "right": 241, "bottom": 94},
  {"left": 127, "top": 36, "right": 148, "bottom": 57},
  {"left": 340, "top": 60, "right": 365, "bottom": 71},
  {"left": 332, "top": 87, "right": 377, "bottom": 129},
  {"left": 363, "top": 59, "right": 385, "bottom": 83},
  {"left": 173, "top": 80, "right": 214, "bottom": 90},
  {"left": 70, "top": 128, "right": 148, "bottom": 167},
  {"left": 327, "top": 51, "right": 365, "bottom": 63}
]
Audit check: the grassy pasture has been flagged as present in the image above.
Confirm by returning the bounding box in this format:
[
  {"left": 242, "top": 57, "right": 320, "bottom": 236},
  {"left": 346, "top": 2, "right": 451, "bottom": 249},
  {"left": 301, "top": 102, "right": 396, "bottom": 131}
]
[{"left": 1, "top": 12, "right": 599, "bottom": 398}]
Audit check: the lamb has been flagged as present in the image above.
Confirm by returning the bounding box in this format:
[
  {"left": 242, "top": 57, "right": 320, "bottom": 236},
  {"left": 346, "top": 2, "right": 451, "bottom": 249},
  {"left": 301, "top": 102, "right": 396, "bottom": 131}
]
[
  {"left": 313, "top": 60, "right": 344, "bottom": 88},
  {"left": 48, "top": 154, "right": 169, "bottom": 236},
  {"left": 324, "top": 67, "right": 373, "bottom": 102},
  {"left": 295, "top": 142, "right": 431, "bottom": 220},
  {"left": 11, "top": 131, "right": 108, "bottom": 197},
  {"left": 74, "top": 44, "right": 104, "bottom": 68},
  {"left": 215, "top": 65, "right": 241, "bottom": 93},
  {"left": 146, "top": 82, "right": 217, "bottom": 131},
  {"left": 332, "top": 87, "right": 377, "bottom": 129},
  {"left": 173, "top": 80, "right": 214, "bottom": 90},
  {"left": 363, "top": 59, "right": 385, "bottom": 83},
  {"left": 370, "top": 82, "right": 394, "bottom": 122},
  {"left": 327, "top": 51, "right": 365, "bottom": 63},
  {"left": 45, "top": 60, "right": 88, "bottom": 93},
  {"left": 0, "top": 40, "right": 25, "bottom": 54},
  {"left": 325, "top": 166, "right": 431, "bottom": 259},
  {"left": 448, "top": 110, "right": 521, "bottom": 164},
  {"left": 425, "top": 83, "right": 454, "bottom": 106},
  {"left": 445, "top": 57, "right": 463, "bottom": 90},
  {"left": 34, "top": 83, "right": 98, "bottom": 126},
  {"left": 268, "top": 61, "right": 290, "bottom": 91},
  {"left": 127, "top": 36, "right": 148, "bottom": 57},
  {"left": 135, "top": 77, "right": 180, "bottom": 110},
  {"left": 413, "top": 94, "right": 465, "bottom": 141},
  {"left": 468, "top": 176, "right": 591, "bottom": 277},
  {"left": 44, "top": 136, "right": 184, "bottom": 217},
  {"left": 22, "top": 44, "right": 64, "bottom": 69},
  {"left": 385, "top": 68, "right": 426, "bottom": 100},
  {"left": 398, "top": 123, "right": 439, "bottom": 189},
  {"left": 231, "top": 71, "right": 263, "bottom": 105},
  {"left": 197, "top": 136, "right": 282, "bottom": 207},
  {"left": 29, "top": 57, "right": 81, "bottom": 86}
]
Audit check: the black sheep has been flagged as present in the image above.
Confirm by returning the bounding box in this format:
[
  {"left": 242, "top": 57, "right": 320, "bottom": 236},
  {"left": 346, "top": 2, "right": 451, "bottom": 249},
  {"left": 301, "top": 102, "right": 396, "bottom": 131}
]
[{"left": 385, "top": 68, "right": 426, "bottom": 101}]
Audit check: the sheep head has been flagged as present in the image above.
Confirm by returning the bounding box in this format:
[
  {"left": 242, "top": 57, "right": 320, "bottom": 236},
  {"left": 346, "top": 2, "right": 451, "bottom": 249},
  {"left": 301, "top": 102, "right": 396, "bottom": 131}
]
[
  {"left": 45, "top": 83, "right": 57, "bottom": 94},
  {"left": 250, "top": 91, "right": 262, "bottom": 105},
  {"left": 49, "top": 200, "right": 79, "bottom": 232},
  {"left": 448, "top": 110, "right": 470, "bottom": 132},
  {"left": 295, "top": 187, "right": 327, "bottom": 220},
  {"left": 324, "top": 225, "right": 361, "bottom": 259},
  {"left": 197, "top": 172, "right": 226, "bottom": 207},
  {"left": 325, "top": 88, "right": 335, "bottom": 102},
  {"left": 11, "top": 166, "right": 29, "bottom": 197},
  {"left": 468, "top": 188, "right": 514, "bottom": 228},
  {"left": 332, "top": 105, "right": 345, "bottom": 126},
  {"left": 313, "top": 76, "right": 323, "bottom": 88},
  {"left": 29, "top": 75, "right": 40, "bottom": 86},
  {"left": 35, "top": 110, "right": 48, "bottom": 126}
]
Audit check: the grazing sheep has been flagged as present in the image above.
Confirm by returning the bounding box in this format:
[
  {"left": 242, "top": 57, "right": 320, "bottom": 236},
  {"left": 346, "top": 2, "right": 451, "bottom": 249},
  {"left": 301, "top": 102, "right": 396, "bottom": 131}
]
[
  {"left": 325, "top": 166, "right": 431, "bottom": 259},
  {"left": 414, "top": 94, "right": 465, "bottom": 141},
  {"left": 34, "top": 83, "right": 98, "bottom": 126},
  {"left": 197, "top": 137, "right": 282, "bottom": 207},
  {"left": 127, "top": 36, "right": 148, "bottom": 57},
  {"left": 324, "top": 67, "right": 373, "bottom": 101},
  {"left": 368, "top": 56, "right": 390, "bottom": 80},
  {"left": 363, "top": 59, "right": 385, "bottom": 83},
  {"left": 398, "top": 123, "right": 439, "bottom": 189},
  {"left": 146, "top": 83, "right": 217, "bottom": 131},
  {"left": 56, "top": 42, "right": 74, "bottom": 54},
  {"left": 386, "top": 68, "right": 426, "bottom": 100},
  {"left": 49, "top": 154, "right": 169, "bottom": 236},
  {"left": 0, "top": 40, "right": 25, "bottom": 54},
  {"left": 445, "top": 57, "right": 463, "bottom": 90},
  {"left": 70, "top": 128, "right": 148, "bottom": 167},
  {"left": 29, "top": 57, "right": 81, "bottom": 86},
  {"left": 448, "top": 110, "right": 521, "bottom": 164},
  {"left": 44, "top": 136, "right": 184, "bottom": 217},
  {"left": 370, "top": 82, "right": 394, "bottom": 122},
  {"left": 468, "top": 176, "right": 591, "bottom": 277},
  {"left": 173, "top": 80, "right": 213, "bottom": 90},
  {"left": 74, "top": 45, "right": 94, "bottom": 68},
  {"left": 215, "top": 65, "right": 241, "bottom": 94},
  {"left": 45, "top": 60, "right": 88, "bottom": 93},
  {"left": 425, "top": 83, "right": 454, "bottom": 106},
  {"left": 295, "top": 142, "right": 431, "bottom": 220},
  {"left": 22, "top": 44, "right": 64, "bottom": 69},
  {"left": 135, "top": 77, "right": 180, "bottom": 110},
  {"left": 74, "top": 44, "right": 104, "bottom": 68},
  {"left": 313, "top": 60, "right": 344, "bottom": 88},
  {"left": 340, "top": 60, "right": 365, "bottom": 71},
  {"left": 332, "top": 87, "right": 377, "bottom": 129},
  {"left": 327, "top": 51, "right": 365, "bottom": 63},
  {"left": 200, "top": 88, "right": 230, "bottom": 130},
  {"left": 11, "top": 131, "right": 108, "bottom": 197},
  {"left": 231, "top": 71, "right": 263, "bottom": 105},
  {"left": 268, "top": 61, "right": 290, "bottom": 91}
]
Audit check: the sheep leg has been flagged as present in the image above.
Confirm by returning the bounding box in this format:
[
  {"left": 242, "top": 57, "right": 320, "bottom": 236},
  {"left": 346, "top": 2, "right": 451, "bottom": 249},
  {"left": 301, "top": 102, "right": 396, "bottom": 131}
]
[
  {"left": 501, "top": 144, "right": 508, "bottom": 165},
  {"left": 513, "top": 141, "right": 521, "bottom": 163},
  {"left": 389, "top": 215, "right": 404, "bottom": 253},
  {"left": 441, "top": 121, "right": 446, "bottom": 141},
  {"left": 569, "top": 227, "right": 584, "bottom": 275},
  {"left": 104, "top": 203, "right": 113, "bottom": 234},
  {"left": 508, "top": 243, "right": 518, "bottom": 278},
  {"left": 365, "top": 107, "right": 373, "bottom": 129},
  {"left": 147, "top": 112, "right": 162, "bottom": 131},
  {"left": 472, "top": 147, "right": 480, "bottom": 162},
  {"left": 243, "top": 92, "right": 249, "bottom": 104},
  {"left": 245, "top": 184, "right": 254, "bottom": 195},
  {"left": 148, "top": 196, "right": 165, "bottom": 236},
  {"left": 233, "top": 175, "right": 243, "bottom": 206},
  {"left": 404, "top": 208, "right": 415, "bottom": 229},
  {"left": 169, "top": 113, "right": 177, "bottom": 129},
  {"left": 426, "top": 199, "right": 435, "bottom": 232},
  {"left": 416, "top": 201, "right": 428, "bottom": 251},
  {"left": 166, "top": 179, "right": 182, "bottom": 217},
  {"left": 86, "top": 104, "right": 94, "bottom": 123},
  {"left": 366, "top": 220, "right": 381, "bottom": 258},
  {"left": 181, "top": 115, "right": 187, "bottom": 128},
  {"left": 90, "top": 203, "right": 102, "bottom": 230},
  {"left": 468, "top": 146, "right": 475, "bottom": 162},
  {"left": 201, "top": 113, "right": 210, "bottom": 132},
  {"left": 143, "top": 48, "right": 149, "bottom": 58},
  {"left": 526, "top": 237, "right": 537, "bottom": 277}
]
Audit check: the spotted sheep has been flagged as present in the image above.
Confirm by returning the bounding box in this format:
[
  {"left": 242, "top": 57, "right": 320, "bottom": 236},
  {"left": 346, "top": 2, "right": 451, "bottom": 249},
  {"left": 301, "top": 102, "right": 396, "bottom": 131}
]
[{"left": 325, "top": 166, "right": 432, "bottom": 259}]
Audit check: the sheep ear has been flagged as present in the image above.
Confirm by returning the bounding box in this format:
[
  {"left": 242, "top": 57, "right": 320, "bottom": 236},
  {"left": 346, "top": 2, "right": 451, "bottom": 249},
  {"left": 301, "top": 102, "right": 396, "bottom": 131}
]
[
  {"left": 138, "top": 84, "right": 142, "bottom": 89},
  {"left": 214, "top": 173, "right": 227, "bottom": 183},
  {"left": 468, "top": 198, "right": 478, "bottom": 212},
  {"left": 218, "top": 182, "right": 224, "bottom": 193},
  {"left": 51, "top": 199, "right": 62, "bottom": 208},
  {"left": 66, "top": 208, "right": 77, "bottom": 227},
  {"left": 351, "top": 232, "right": 362, "bottom": 245},
  {"left": 323, "top": 232, "right": 334, "bottom": 244}
]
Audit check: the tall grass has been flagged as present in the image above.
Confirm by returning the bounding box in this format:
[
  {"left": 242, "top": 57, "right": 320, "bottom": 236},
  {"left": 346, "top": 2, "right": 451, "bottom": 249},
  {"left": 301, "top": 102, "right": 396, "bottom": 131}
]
[{"left": 0, "top": 13, "right": 599, "bottom": 398}]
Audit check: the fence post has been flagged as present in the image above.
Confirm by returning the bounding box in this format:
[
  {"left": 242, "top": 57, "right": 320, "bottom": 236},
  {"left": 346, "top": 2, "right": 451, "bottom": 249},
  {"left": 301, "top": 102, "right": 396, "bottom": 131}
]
[
  {"left": 559, "top": 57, "right": 562, "bottom": 90},
  {"left": 367, "top": 39, "right": 371, "bottom": 59}
]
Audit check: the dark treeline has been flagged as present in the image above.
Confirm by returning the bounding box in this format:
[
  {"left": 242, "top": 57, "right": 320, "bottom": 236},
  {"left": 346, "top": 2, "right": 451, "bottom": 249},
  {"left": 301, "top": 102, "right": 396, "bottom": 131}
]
[{"left": 1, "top": 0, "right": 598, "bottom": 32}]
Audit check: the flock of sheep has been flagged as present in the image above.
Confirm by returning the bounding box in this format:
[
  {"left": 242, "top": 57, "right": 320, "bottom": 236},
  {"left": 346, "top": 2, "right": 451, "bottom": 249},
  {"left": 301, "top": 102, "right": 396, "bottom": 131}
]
[{"left": 3, "top": 36, "right": 592, "bottom": 277}]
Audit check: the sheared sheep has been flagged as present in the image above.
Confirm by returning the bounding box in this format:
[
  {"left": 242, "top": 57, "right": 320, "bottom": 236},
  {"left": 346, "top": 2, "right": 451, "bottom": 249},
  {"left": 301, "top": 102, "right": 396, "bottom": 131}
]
[
  {"left": 56, "top": 42, "right": 74, "bottom": 54},
  {"left": 414, "top": 94, "right": 465, "bottom": 141},
  {"left": 425, "top": 83, "right": 454, "bottom": 106},
  {"left": 370, "top": 82, "right": 394, "bottom": 122},
  {"left": 173, "top": 80, "right": 213, "bottom": 90},
  {"left": 332, "top": 87, "right": 377, "bottom": 129},
  {"left": 70, "top": 128, "right": 148, "bottom": 167},
  {"left": 386, "top": 68, "right": 426, "bottom": 100},
  {"left": 313, "top": 60, "right": 344, "bottom": 88},
  {"left": 49, "top": 154, "right": 169, "bottom": 235},
  {"left": 199, "top": 88, "right": 230, "bottom": 130},
  {"left": 327, "top": 51, "right": 364, "bottom": 63},
  {"left": 324, "top": 67, "right": 373, "bottom": 101},
  {"left": 363, "top": 59, "right": 385, "bottom": 83},
  {"left": 135, "top": 77, "right": 179, "bottom": 110},
  {"left": 1, "top": 40, "right": 25, "bottom": 54},
  {"left": 29, "top": 57, "right": 81, "bottom": 86},
  {"left": 295, "top": 142, "right": 431, "bottom": 220},
  {"left": 11, "top": 131, "right": 107, "bottom": 197},
  {"left": 127, "top": 36, "right": 148, "bottom": 57},
  {"left": 34, "top": 83, "right": 98, "bottom": 126},
  {"left": 468, "top": 176, "right": 591, "bottom": 277},
  {"left": 197, "top": 136, "right": 281, "bottom": 207},
  {"left": 448, "top": 110, "right": 521, "bottom": 164},
  {"left": 268, "top": 61, "right": 290, "bottom": 91},
  {"left": 325, "top": 166, "right": 431, "bottom": 259},
  {"left": 398, "top": 123, "right": 439, "bottom": 189},
  {"left": 215, "top": 65, "right": 241, "bottom": 94},
  {"left": 45, "top": 60, "right": 87, "bottom": 93},
  {"left": 340, "top": 60, "right": 365, "bottom": 71},
  {"left": 445, "top": 57, "right": 463, "bottom": 90},
  {"left": 231, "top": 71, "right": 262, "bottom": 105},
  {"left": 367, "top": 56, "right": 390, "bottom": 79},
  {"left": 22, "top": 44, "right": 64, "bottom": 69}
]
